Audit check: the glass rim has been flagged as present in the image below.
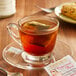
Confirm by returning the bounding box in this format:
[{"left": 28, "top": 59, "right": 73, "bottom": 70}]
[{"left": 18, "top": 16, "right": 59, "bottom": 34}]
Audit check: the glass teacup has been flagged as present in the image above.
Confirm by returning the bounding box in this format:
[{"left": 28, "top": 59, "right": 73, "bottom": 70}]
[{"left": 7, "top": 15, "right": 59, "bottom": 68}]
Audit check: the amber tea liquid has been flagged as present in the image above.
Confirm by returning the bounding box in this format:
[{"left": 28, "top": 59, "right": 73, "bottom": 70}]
[{"left": 19, "top": 20, "right": 58, "bottom": 56}]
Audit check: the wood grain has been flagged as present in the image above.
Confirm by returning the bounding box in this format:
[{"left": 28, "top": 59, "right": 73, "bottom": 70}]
[{"left": 0, "top": 0, "right": 76, "bottom": 76}]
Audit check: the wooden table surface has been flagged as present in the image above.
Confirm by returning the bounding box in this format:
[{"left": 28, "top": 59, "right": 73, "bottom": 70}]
[{"left": 0, "top": 0, "right": 76, "bottom": 76}]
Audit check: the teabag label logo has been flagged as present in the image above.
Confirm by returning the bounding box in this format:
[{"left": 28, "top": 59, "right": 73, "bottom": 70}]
[{"left": 44, "top": 55, "right": 76, "bottom": 76}]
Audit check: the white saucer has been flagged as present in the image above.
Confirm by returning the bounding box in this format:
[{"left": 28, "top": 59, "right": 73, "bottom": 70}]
[
  {"left": 55, "top": 2, "right": 76, "bottom": 24},
  {"left": 2, "top": 40, "right": 72, "bottom": 69}
]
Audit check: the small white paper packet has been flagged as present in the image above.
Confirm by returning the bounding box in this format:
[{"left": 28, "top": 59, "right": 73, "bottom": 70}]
[{"left": 44, "top": 55, "right": 76, "bottom": 76}]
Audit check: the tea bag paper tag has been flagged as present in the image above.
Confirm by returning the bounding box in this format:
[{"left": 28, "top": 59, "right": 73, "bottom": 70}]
[
  {"left": 8, "top": 47, "right": 23, "bottom": 54},
  {"left": 44, "top": 55, "right": 76, "bottom": 76}
]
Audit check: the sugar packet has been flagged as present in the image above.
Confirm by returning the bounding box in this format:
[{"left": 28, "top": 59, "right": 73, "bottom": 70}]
[{"left": 44, "top": 55, "right": 76, "bottom": 76}]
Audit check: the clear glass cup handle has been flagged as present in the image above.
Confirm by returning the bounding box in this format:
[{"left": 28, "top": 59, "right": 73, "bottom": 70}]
[{"left": 7, "top": 23, "right": 22, "bottom": 46}]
